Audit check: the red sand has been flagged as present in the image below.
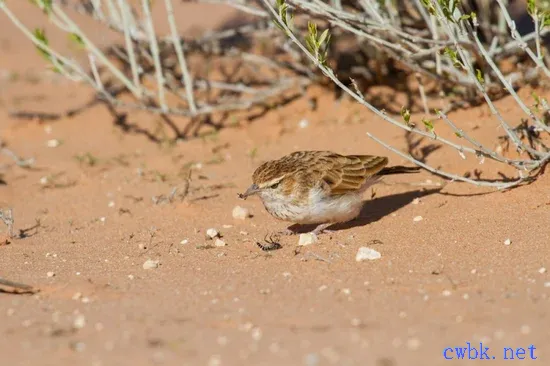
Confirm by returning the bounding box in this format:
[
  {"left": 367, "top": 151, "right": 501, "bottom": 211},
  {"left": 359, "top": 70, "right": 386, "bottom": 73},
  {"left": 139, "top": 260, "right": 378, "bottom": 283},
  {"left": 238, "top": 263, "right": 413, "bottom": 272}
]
[{"left": 1, "top": 2, "right": 549, "bottom": 365}]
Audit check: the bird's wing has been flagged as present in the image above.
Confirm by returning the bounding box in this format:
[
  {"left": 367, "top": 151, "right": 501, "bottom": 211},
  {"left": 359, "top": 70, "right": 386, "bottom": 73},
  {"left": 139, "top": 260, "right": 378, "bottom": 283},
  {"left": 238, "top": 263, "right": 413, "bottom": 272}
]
[{"left": 317, "top": 153, "right": 388, "bottom": 195}]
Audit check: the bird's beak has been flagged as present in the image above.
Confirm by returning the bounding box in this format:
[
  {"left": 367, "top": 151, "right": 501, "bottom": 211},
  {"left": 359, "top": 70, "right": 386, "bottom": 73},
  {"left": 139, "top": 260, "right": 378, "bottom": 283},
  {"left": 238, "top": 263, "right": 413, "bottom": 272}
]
[{"left": 238, "top": 184, "right": 259, "bottom": 200}]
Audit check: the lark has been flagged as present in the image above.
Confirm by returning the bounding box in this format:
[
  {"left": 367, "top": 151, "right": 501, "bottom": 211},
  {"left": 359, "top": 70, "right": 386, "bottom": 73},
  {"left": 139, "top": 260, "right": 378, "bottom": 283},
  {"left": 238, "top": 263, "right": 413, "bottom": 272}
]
[{"left": 239, "top": 151, "right": 420, "bottom": 235}]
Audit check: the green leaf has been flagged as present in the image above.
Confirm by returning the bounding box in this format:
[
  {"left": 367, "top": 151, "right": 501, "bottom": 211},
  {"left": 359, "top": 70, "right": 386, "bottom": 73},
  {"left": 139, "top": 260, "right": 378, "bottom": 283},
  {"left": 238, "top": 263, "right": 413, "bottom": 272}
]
[
  {"left": 422, "top": 118, "right": 435, "bottom": 132},
  {"left": 401, "top": 107, "right": 411, "bottom": 124},
  {"left": 28, "top": 0, "right": 52, "bottom": 14},
  {"left": 69, "top": 33, "right": 85, "bottom": 48},
  {"left": 33, "top": 28, "right": 51, "bottom": 61},
  {"left": 475, "top": 69, "right": 485, "bottom": 84},
  {"left": 443, "top": 47, "right": 463, "bottom": 68},
  {"left": 318, "top": 29, "right": 330, "bottom": 47},
  {"left": 420, "top": 0, "right": 436, "bottom": 15},
  {"left": 455, "top": 131, "right": 463, "bottom": 138}
]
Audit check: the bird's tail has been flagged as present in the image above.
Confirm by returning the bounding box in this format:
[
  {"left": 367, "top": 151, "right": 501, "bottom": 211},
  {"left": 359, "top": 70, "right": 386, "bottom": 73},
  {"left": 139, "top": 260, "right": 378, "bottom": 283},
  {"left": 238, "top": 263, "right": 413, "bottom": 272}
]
[{"left": 378, "top": 165, "right": 421, "bottom": 176}]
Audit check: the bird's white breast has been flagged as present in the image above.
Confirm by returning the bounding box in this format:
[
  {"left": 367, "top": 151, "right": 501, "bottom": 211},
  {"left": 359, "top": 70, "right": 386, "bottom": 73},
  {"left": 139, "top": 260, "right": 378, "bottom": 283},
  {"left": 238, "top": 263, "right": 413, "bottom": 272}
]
[{"left": 259, "top": 182, "right": 375, "bottom": 225}]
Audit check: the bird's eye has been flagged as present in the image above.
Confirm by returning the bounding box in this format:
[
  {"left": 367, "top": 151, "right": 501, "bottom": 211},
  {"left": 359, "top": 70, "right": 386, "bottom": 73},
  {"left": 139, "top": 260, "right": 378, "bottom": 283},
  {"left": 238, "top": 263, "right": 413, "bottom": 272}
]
[{"left": 271, "top": 182, "right": 280, "bottom": 189}]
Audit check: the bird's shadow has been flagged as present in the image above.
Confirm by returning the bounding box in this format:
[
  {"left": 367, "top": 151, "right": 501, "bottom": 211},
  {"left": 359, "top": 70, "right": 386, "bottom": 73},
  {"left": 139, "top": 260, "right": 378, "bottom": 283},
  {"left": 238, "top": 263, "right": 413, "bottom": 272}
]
[{"left": 287, "top": 188, "right": 442, "bottom": 234}]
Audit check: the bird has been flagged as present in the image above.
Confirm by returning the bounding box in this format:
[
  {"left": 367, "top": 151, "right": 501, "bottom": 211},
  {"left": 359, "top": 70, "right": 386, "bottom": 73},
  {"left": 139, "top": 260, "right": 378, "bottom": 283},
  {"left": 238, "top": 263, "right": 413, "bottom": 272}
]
[{"left": 239, "top": 151, "right": 420, "bottom": 236}]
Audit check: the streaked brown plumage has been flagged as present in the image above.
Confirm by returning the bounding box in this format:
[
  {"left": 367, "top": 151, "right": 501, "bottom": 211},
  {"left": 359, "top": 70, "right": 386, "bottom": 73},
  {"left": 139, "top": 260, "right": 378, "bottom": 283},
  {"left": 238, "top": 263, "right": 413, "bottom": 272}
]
[{"left": 240, "top": 151, "right": 420, "bottom": 235}]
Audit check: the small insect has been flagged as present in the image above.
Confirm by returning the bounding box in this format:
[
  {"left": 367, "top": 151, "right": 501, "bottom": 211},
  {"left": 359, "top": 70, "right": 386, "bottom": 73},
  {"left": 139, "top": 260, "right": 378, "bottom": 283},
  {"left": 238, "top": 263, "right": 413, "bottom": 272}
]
[{"left": 256, "top": 233, "right": 282, "bottom": 251}]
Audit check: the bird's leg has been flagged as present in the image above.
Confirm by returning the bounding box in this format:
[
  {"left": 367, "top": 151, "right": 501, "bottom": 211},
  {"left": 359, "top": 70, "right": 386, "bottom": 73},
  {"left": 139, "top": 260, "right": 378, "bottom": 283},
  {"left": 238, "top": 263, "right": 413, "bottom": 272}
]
[
  {"left": 311, "top": 222, "right": 334, "bottom": 235},
  {"left": 276, "top": 227, "right": 297, "bottom": 236}
]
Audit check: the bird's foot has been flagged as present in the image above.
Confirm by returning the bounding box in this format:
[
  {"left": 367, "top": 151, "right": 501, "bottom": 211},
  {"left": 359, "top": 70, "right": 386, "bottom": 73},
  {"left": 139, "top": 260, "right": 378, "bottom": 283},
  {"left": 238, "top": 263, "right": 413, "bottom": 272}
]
[{"left": 311, "top": 223, "right": 334, "bottom": 236}]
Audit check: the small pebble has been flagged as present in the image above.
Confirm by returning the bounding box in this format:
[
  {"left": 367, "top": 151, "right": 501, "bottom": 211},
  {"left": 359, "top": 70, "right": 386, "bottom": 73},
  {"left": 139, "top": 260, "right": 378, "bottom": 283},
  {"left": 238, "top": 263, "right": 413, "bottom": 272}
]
[
  {"left": 539, "top": 267, "right": 547, "bottom": 274},
  {"left": 504, "top": 238, "right": 512, "bottom": 246},
  {"left": 232, "top": 206, "right": 250, "bottom": 220},
  {"left": 413, "top": 216, "right": 423, "bottom": 222},
  {"left": 298, "top": 233, "right": 318, "bottom": 246},
  {"left": 108, "top": 201, "right": 115, "bottom": 208},
  {"left": 128, "top": 274, "right": 134, "bottom": 280},
  {"left": 214, "top": 238, "right": 227, "bottom": 247},
  {"left": 251, "top": 327, "right": 262, "bottom": 341},
  {"left": 46, "top": 139, "right": 60, "bottom": 148},
  {"left": 72, "top": 292, "right": 82, "bottom": 300},
  {"left": 298, "top": 119, "right": 309, "bottom": 128},
  {"left": 442, "top": 290, "right": 452, "bottom": 297},
  {"left": 318, "top": 285, "right": 327, "bottom": 292},
  {"left": 47, "top": 271, "right": 55, "bottom": 278},
  {"left": 406, "top": 338, "right": 421, "bottom": 351},
  {"left": 355, "top": 247, "right": 381, "bottom": 261},
  {"left": 412, "top": 198, "right": 420, "bottom": 205},
  {"left": 206, "top": 228, "right": 219, "bottom": 239},
  {"left": 180, "top": 239, "right": 188, "bottom": 245},
  {"left": 543, "top": 281, "right": 550, "bottom": 288},
  {"left": 73, "top": 314, "right": 86, "bottom": 329},
  {"left": 142, "top": 259, "right": 160, "bottom": 270}
]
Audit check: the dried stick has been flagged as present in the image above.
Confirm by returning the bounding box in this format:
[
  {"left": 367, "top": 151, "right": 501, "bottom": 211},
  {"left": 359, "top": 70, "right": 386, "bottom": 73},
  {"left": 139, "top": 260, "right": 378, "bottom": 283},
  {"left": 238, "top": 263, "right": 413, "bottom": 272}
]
[
  {"left": 164, "top": 0, "right": 197, "bottom": 114},
  {"left": 141, "top": 0, "right": 167, "bottom": 111},
  {"left": 117, "top": 0, "right": 143, "bottom": 98},
  {"left": 52, "top": 4, "right": 143, "bottom": 99}
]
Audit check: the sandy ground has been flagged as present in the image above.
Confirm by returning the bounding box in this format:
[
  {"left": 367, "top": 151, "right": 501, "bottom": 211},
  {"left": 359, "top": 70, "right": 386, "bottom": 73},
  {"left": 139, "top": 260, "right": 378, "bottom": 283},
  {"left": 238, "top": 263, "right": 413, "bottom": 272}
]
[{"left": 1, "top": 2, "right": 550, "bottom": 366}]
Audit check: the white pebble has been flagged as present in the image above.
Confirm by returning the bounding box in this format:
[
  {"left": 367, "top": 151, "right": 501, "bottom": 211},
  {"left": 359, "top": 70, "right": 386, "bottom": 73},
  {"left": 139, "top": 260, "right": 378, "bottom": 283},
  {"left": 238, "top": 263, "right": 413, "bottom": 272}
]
[
  {"left": 413, "top": 216, "right": 423, "bottom": 222},
  {"left": 142, "top": 259, "right": 160, "bottom": 270},
  {"left": 543, "top": 281, "right": 550, "bottom": 288},
  {"left": 232, "top": 206, "right": 250, "bottom": 220},
  {"left": 406, "top": 338, "right": 421, "bottom": 350},
  {"left": 251, "top": 327, "right": 262, "bottom": 341},
  {"left": 217, "top": 336, "right": 228, "bottom": 346},
  {"left": 73, "top": 314, "right": 86, "bottom": 329},
  {"left": 355, "top": 247, "right": 381, "bottom": 261},
  {"left": 206, "top": 228, "right": 219, "bottom": 239},
  {"left": 298, "top": 119, "right": 309, "bottom": 128},
  {"left": 318, "top": 285, "right": 328, "bottom": 292},
  {"left": 539, "top": 267, "right": 547, "bottom": 274},
  {"left": 47, "top": 271, "right": 55, "bottom": 278},
  {"left": 46, "top": 139, "right": 60, "bottom": 148},
  {"left": 504, "top": 238, "right": 512, "bottom": 246},
  {"left": 72, "top": 292, "right": 82, "bottom": 300},
  {"left": 214, "top": 238, "right": 227, "bottom": 247},
  {"left": 40, "top": 176, "right": 49, "bottom": 185},
  {"left": 412, "top": 198, "right": 420, "bottom": 205},
  {"left": 442, "top": 290, "right": 452, "bottom": 297},
  {"left": 128, "top": 274, "right": 134, "bottom": 280},
  {"left": 180, "top": 239, "right": 188, "bottom": 245},
  {"left": 298, "top": 233, "right": 318, "bottom": 246},
  {"left": 108, "top": 201, "right": 115, "bottom": 208}
]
